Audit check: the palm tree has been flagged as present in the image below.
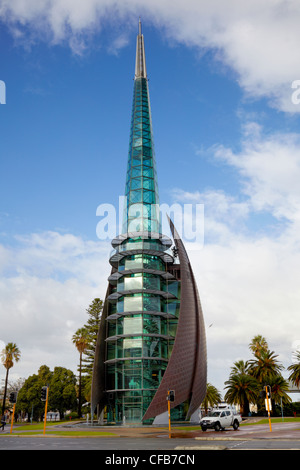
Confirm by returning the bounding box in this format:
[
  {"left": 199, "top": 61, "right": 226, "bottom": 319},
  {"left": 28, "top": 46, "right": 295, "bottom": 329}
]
[
  {"left": 268, "top": 375, "right": 292, "bottom": 409},
  {"left": 1, "top": 343, "right": 21, "bottom": 413},
  {"left": 248, "top": 349, "right": 283, "bottom": 384},
  {"left": 249, "top": 335, "right": 268, "bottom": 357},
  {"left": 287, "top": 350, "right": 300, "bottom": 388},
  {"left": 230, "top": 359, "right": 250, "bottom": 376},
  {"left": 72, "top": 328, "right": 89, "bottom": 418},
  {"left": 224, "top": 372, "right": 259, "bottom": 416},
  {"left": 201, "top": 383, "right": 222, "bottom": 415}
]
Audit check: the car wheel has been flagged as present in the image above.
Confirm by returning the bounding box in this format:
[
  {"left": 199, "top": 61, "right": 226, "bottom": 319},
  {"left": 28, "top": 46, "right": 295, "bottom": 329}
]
[
  {"left": 214, "top": 422, "right": 221, "bottom": 432},
  {"left": 201, "top": 426, "right": 207, "bottom": 432},
  {"left": 233, "top": 420, "right": 239, "bottom": 430}
]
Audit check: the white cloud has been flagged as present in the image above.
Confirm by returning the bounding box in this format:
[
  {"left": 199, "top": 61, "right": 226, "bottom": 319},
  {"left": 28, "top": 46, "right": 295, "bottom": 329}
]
[
  {"left": 0, "top": 232, "right": 110, "bottom": 380},
  {"left": 213, "top": 123, "right": 300, "bottom": 223},
  {"left": 169, "top": 124, "right": 300, "bottom": 392},
  {"left": 1, "top": 0, "right": 300, "bottom": 111}
]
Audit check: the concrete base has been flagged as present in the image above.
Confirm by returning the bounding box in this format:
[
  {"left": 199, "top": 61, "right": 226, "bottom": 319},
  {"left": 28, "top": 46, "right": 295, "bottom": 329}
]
[{"left": 152, "top": 411, "right": 169, "bottom": 425}]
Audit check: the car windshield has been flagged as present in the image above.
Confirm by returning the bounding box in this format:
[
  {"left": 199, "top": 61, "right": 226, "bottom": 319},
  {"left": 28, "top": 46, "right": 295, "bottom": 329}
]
[{"left": 207, "top": 411, "right": 221, "bottom": 417}]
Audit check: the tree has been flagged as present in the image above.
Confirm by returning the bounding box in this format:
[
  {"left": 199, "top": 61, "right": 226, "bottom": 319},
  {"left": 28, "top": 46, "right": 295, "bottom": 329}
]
[
  {"left": 268, "top": 375, "right": 292, "bottom": 410},
  {"left": 287, "top": 351, "right": 300, "bottom": 388},
  {"left": 230, "top": 359, "right": 250, "bottom": 376},
  {"left": 49, "top": 367, "right": 77, "bottom": 418},
  {"left": 1, "top": 343, "right": 21, "bottom": 413},
  {"left": 224, "top": 372, "right": 259, "bottom": 416},
  {"left": 248, "top": 349, "right": 283, "bottom": 384},
  {"left": 73, "top": 298, "right": 103, "bottom": 406},
  {"left": 16, "top": 373, "right": 45, "bottom": 421},
  {"left": 81, "top": 298, "right": 103, "bottom": 376},
  {"left": 72, "top": 328, "right": 89, "bottom": 417},
  {"left": 248, "top": 335, "right": 268, "bottom": 357},
  {"left": 16, "top": 365, "right": 77, "bottom": 421},
  {"left": 201, "top": 383, "right": 222, "bottom": 414}
]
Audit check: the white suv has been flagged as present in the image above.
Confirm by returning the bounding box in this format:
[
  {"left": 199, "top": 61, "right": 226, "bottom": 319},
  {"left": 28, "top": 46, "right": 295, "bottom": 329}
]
[{"left": 200, "top": 407, "right": 242, "bottom": 432}]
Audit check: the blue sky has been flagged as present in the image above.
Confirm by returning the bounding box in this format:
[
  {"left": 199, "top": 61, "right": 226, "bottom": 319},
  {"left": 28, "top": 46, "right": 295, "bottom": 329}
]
[
  {"left": 0, "top": 23, "right": 246, "bottom": 241},
  {"left": 1, "top": 1, "right": 300, "bottom": 397}
]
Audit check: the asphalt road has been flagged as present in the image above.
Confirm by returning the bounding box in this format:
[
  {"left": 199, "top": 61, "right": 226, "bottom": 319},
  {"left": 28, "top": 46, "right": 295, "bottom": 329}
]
[
  {"left": 0, "top": 436, "right": 299, "bottom": 451},
  {"left": 0, "top": 420, "right": 299, "bottom": 453}
]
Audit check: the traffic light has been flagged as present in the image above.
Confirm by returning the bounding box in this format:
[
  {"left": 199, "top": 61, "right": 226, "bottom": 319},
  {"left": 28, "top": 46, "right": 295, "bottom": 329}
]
[
  {"left": 259, "top": 390, "right": 266, "bottom": 399},
  {"left": 9, "top": 391, "right": 18, "bottom": 404},
  {"left": 41, "top": 386, "right": 48, "bottom": 401},
  {"left": 168, "top": 390, "right": 175, "bottom": 402},
  {"left": 260, "top": 387, "right": 271, "bottom": 399}
]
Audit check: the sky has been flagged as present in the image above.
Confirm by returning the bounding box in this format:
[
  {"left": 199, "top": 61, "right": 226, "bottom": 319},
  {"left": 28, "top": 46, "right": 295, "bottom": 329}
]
[{"left": 0, "top": 0, "right": 300, "bottom": 399}]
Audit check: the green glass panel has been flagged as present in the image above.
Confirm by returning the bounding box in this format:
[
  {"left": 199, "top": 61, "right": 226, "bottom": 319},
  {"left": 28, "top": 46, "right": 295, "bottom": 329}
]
[
  {"left": 131, "top": 167, "right": 142, "bottom": 177},
  {"left": 143, "top": 367, "right": 159, "bottom": 388},
  {"left": 143, "top": 315, "right": 160, "bottom": 334},
  {"left": 124, "top": 255, "right": 143, "bottom": 270},
  {"left": 143, "top": 190, "right": 155, "bottom": 203},
  {"left": 143, "top": 274, "right": 160, "bottom": 290},
  {"left": 123, "top": 337, "right": 142, "bottom": 358},
  {"left": 116, "top": 318, "right": 123, "bottom": 335},
  {"left": 123, "top": 316, "right": 143, "bottom": 335},
  {"left": 124, "top": 275, "right": 143, "bottom": 291},
  {"left": 143, "top": 336, "right": 160, "bottom": 357},
  {"left": 107, "top": 343, "right": 115, "bottom": 360},
  {"left": 117, "top": 339, "right": 123, "bottom": 358},
  {"left": 117, "top": 298, "right": 124, "bottom": 313},
  {"left": 143, "top": 294, "right": 160, "bottom": 312},
  {"left": 129, "top": 190, "right": 142, "bottom": 204},
  {"left": 142, "top": 167, "right": 153, "bottom": 177},
  {"left": 124, "top": 294, "right": 142, "bottom": 312},
  {"left": 168, "top": 319, "right": 178, "bottom": 337},
  {"left": 108, "top": 321, "right": 116, "bottom": 337}
]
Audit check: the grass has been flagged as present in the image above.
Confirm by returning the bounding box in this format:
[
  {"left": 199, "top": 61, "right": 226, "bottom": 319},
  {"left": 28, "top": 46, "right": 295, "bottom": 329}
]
[
  {"left": 241, "top": 416, "right": 300, "bottom": 425},
  {"left": 3, "top": 420, "right": 117, "bottom": 437},
  {"left": 8, "top": 430, "right": 117, "bottom": 437}
]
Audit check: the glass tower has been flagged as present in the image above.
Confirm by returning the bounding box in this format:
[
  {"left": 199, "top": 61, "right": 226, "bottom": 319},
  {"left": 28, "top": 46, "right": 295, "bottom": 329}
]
[
  {"left": 105, "top": 21, "right": 180, "bottom": 423},
  {"left": 91, "top": 21, "right": 207, "bottom": 425}
]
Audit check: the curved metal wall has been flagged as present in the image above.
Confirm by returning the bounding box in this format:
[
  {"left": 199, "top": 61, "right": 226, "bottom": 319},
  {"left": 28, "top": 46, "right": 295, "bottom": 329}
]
[{"left": 142, "top": 218, "right": 207, "bottom": 421}]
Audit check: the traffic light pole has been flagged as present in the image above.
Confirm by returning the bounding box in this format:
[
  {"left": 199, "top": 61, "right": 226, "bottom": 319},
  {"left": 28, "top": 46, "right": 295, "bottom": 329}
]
[
  {"left": 167, "top": 392, "right": 171, "bottom": 438},
  {"left": 167, "top": 390, "right": 175, "bottom": 438},
  {"left": 10, "top": 404, "right": 16, "bottom": 434},
  {"left": 8, "top": 391, "right": 18, "bottom": 434},
  {"left": 43, "top": 387, "right": 49, "bottom": 435}
]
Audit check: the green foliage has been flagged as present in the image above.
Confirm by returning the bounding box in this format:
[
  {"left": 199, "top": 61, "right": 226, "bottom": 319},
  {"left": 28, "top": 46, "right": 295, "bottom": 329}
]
[
  {"left": 224, "top": 372, "right": 259, "bottom": 415},
  {"left": 201, "top": 383, "right": 222, "bottom": 412},
  {"left": 81, "top": 298, "right": 103, "bottom": 376},
  {"left": 225, "top": 335, "right": 293, "bottom": 416},
  {"left": 287, "top": 351, "right": 300, "bottom": 388},
  {"left": 16, "top": 365, "right": 77, "bottom": 420},
  {"left": 49, "top": 367, "right": 77, "bottom": 417}
]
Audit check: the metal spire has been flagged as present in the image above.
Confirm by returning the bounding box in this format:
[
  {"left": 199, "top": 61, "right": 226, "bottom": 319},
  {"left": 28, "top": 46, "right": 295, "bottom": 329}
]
[{"left": 135, "top": 18, "right": 147, "bottom": 79}]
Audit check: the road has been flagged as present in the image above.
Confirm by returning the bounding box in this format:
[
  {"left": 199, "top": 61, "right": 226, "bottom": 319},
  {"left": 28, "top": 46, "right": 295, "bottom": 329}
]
[
  {"left": 0, "top": 420, "right": 299, "bottom": 452},
  {"left": 0, "top": 436, "right": 299, "bottom": 451}
]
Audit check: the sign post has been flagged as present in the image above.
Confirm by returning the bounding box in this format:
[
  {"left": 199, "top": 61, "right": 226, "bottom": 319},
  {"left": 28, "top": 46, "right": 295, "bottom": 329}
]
[{"left": 265, "top": 385, "right": 272, "bottom": 432}]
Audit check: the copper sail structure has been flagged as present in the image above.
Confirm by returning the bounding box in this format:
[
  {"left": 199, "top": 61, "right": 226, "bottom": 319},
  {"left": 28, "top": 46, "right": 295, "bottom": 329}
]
[{"left": 91, "top": 21, "right": 207, "bottom": 424}]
